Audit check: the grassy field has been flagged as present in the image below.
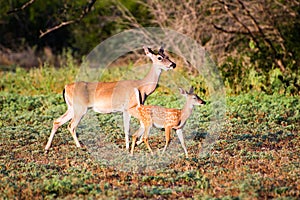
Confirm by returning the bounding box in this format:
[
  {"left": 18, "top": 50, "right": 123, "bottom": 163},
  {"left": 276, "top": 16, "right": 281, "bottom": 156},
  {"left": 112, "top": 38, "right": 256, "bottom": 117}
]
[{"left": 0, "top": 65, "right": 299, "bottom": 199}]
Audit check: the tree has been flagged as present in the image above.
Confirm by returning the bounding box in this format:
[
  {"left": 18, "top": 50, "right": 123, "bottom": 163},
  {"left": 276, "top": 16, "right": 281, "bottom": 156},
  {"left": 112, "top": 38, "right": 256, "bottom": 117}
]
[
  {"left": 144, "top": 0, "right": 300, "bottom": 72},
  {"left": 2, "top": 0, "right": 149, "bottom": 54}
]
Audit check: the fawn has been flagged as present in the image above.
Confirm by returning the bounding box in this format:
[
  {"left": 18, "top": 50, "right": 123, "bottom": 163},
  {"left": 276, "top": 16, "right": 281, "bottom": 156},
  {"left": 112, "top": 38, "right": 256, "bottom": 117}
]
[{"left": 131, "top": 87, "right": 206, "bottom": 157}]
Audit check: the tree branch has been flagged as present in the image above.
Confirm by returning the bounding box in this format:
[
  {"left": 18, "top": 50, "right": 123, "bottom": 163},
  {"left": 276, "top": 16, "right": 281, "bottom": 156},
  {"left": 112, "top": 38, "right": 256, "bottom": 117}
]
[
  {"left": 237, "top": 0, "right": 274, "bottom": 51},
  {"left": 7, "top": 0, "right": 36, "bottom": 14},
  {"left": 217, "top": 0, "right": 261, "bottom": 50},
  {"left": 212, "top": 23, "right": 250, "bottom": 35},
  {"left": 39, "top": 21, "right": 75, "bottom": 38},
  {"left": 39, "top": 0, "right": 96, "bottom": 38},
  {"left": 237, "top": 0, "right": 285, "bottom": 71}
]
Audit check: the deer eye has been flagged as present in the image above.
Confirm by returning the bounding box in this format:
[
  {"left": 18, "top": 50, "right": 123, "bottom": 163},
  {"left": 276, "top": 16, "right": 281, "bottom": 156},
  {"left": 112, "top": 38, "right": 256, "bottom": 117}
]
[{"left": 157, "top": 56, "right": 163, "bottom": 61}]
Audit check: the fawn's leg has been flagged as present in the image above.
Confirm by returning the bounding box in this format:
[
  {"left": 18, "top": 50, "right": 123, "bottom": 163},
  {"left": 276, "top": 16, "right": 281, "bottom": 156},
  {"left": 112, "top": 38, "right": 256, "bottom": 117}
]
[
  {"left": 162, "top": 126, "right": 172, "bottom": 154},
  {"left": 176, "top": 129, "right": 188, "bottom": 158},
  {"left": 45, "top": 109, "right": 73, "bottom": 151},
  {"left": 137, "top": 117, "right": 150, "bottom": 146},
  {"left": 142, "top": 126, "right": 153, "bottom": 155},
  {"left": 130, "top": 124, "right": 145, "bottom": 155},
  {"left": 136, "top": 129, "right": 145, "bottom": 145}
]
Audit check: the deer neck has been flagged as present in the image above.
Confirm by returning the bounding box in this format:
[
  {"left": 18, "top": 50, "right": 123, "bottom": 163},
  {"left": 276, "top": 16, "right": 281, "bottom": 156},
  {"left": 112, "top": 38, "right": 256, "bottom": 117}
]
[
  {"left": 140, "top": 64, "right": 162, "bottom": 95},
  {"left": 178, "top": 101, "right": 194, "bottom": 128}
]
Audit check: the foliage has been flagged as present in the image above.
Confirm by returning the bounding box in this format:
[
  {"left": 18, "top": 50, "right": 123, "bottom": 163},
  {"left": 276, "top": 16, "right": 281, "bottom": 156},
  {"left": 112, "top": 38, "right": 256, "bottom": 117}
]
[
  {"left": 1, "top": 0, "right": 149, "bottom": 54},
  {"left": 1, "top": 54, "right": 299, "bottom": 97},
  {"left": 0, "top": 50, "right": 79, "bottom": 95},
  {"left": 2, "top": 0, "right": 299, "bottom": 69},
  {"left": 0, "top": 90, "right": 299, "bottom": 199},
  {"left": 1, "top": 0, "right": 299, "bottom": 96},
  {"left": 144, "top": 0, "right": 300, "bottom": 71},
  {"left": 221, "top": 55, "right": 300, "bottom": 95}
]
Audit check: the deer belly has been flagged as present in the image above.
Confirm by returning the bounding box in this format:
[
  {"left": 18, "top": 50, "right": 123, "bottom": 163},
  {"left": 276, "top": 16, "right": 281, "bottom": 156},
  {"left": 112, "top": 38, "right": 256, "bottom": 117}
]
[
  {"left": 152, "top": 117, "right": 164, "bottom": 128},
  {"left": 93, "top": 107, "right": 119, "bottom": 113},
  {"left": 153, "top": 122, "right": 164, "bottom": 128},
  {"left": 92, "top": 102, "right": 124, "bottom": 113}
]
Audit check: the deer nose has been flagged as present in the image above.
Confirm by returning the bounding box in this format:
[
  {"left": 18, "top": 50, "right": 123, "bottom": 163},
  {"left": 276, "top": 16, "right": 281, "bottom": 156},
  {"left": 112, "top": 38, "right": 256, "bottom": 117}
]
[{"left": 170, "top": 63, "right": 176, "bottom": 68}]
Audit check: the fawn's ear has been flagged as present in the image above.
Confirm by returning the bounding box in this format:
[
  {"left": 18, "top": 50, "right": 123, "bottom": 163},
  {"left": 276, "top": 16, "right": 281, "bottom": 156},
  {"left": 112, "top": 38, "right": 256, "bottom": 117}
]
[{"left": 179, "top": 88, "right": 188, "bottom": 96}]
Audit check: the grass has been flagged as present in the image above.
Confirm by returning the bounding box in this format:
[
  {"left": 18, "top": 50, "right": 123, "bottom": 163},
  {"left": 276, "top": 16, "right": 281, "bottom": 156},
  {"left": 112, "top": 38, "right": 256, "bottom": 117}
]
[{"left": 0, "top": 64, "right": 299, "bottom": 199}]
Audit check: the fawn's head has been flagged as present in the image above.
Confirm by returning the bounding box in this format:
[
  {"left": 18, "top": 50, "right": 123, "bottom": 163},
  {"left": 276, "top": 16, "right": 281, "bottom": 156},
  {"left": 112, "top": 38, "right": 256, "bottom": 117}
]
[
  {"left": 143, "top": 46, "right": 176, "bottom": 71},
  {"left": 179, "top": 87, "right": 206, "bottom": 107}
]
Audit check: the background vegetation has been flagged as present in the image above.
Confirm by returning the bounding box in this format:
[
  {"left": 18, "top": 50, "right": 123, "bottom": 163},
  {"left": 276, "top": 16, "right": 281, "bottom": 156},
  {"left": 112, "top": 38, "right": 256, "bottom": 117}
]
[
  {"left": 0, "top": 0, "right": 299, "bottom": 199},
  {"left": 1, "top": 0, "right": 299, "bottom": 94}
]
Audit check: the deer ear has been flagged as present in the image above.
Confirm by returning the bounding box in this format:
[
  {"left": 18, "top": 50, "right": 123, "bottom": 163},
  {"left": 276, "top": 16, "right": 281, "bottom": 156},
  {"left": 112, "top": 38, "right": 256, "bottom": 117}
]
[
  {"left": 189, "top": 87, "right": 194, "bottom": 94},
  {"left": 179, "top": 88, "right": 187, "bottom": 96},
  {"left": 143, "top": 46, "right": 150, "bottom": 54},
  {"left": 144, "top": 46, "right": 155, "bottom": 57},
  {"left": 158, "top": 46, "right": 164, "bottom": 55}
]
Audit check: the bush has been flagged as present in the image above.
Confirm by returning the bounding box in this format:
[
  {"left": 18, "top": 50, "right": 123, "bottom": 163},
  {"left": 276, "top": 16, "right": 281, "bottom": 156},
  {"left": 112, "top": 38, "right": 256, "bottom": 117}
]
[{"left": 221, "top": 56, "right": 300, "bottom": 95}]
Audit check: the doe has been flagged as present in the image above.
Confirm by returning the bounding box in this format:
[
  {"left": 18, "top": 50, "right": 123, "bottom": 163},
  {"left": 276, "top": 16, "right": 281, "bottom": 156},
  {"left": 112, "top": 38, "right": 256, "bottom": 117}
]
[{"left": 131, "top": 87, "right": 206, "bottom": 158}]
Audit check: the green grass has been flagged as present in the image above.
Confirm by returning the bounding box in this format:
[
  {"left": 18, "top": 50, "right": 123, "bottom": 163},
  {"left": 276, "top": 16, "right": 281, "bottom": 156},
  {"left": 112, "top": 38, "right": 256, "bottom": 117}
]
[{"left": 0, "top": 65, "right": 299, "bottom": 199}]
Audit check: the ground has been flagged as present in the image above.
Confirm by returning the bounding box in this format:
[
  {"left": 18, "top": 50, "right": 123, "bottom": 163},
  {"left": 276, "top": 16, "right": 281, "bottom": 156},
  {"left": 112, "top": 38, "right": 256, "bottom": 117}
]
[{"left": 0, "top": 92, "right": 299, "bottom": 199}]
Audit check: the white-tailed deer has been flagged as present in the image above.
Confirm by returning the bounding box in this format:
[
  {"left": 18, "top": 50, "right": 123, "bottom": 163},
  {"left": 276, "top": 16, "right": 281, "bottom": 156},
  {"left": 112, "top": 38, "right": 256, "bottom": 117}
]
[
  {"left": 45, "top": 46, "right": 176, "bottom": 151},
  {"left": 131, "top": 87, "right": 206, "bottom": 158}
]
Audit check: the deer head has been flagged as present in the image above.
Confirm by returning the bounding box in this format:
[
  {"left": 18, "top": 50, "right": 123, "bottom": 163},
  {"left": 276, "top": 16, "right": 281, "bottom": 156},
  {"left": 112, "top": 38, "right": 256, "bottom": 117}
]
[
  {"left": 143, "top": 46, "right": 176, "bottom": 71},
  {"left": 179, "top": 87, "right": 206, "bottom": 106}
]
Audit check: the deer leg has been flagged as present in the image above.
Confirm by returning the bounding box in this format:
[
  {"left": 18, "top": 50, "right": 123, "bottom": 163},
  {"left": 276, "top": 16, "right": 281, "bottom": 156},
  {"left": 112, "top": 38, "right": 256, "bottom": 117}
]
[
  {"left": 142, "top": 126, "right": 153, "bottom": 155},
  {"left": 136, "top": 139, "right": 142, "bottom": 145},
  {"left": 136, "top": 125, "right": 146, "bottom": 146},
  {"left": 176, "top": 129, "right": 188, "bottom": 158},
  {"left": 162, "top": 126, "right": 172, "bottom": 154},
  {"left": 130, "top": 125, "right": 145, "bottom": 155},
  {"left": 67, "top": 107, "right": 87, "bottom": 148},
  {"left": 123, "top": 111, "right": 131, "bottom": 150},
  {"left": 130, "top": 134, "right": 138, "bottom": 155},
  {"left": 137, "top": 119, "right": 151, "bottom": 146},
  {"left": 45, "top": 109, "right": 73, "bottom": 151}
]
